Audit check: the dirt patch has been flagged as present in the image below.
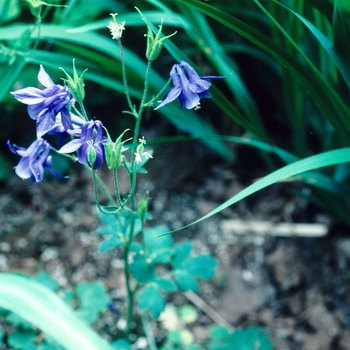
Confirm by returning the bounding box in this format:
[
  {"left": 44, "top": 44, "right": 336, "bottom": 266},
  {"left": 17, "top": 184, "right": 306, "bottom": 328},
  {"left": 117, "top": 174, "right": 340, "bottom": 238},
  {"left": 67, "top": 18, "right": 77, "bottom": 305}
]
[{"left": 1, "top": 131, "right": 350, "bottom": 349}]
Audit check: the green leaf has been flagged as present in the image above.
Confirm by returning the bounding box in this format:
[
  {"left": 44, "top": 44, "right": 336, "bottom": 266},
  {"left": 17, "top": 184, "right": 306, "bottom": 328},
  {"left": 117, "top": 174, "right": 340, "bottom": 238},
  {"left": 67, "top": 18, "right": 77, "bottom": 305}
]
[
  {"left": 137, "top": 285, "right": 165, "bottom": 319},
  {"left": 268, "top": 0, "right": 350, "bottom": 88},
  {"left": 98, "top": 235, "right": 124, "bottom": 253},
  {"left": 184, "top": 255, "right": 218, "bottom": 279},
  {"left": 172, "top": 241, "right": 192, "bottom": 269},
  {"left": 75, "top": 282, "right": 110, "bottom": 324},
  {"left": 178, "top": 0, "right": 350, "bottom": 145},
  {"left": 208, "top": 326, "right": 273, "bottom": 350},
  {"left": 0, "top": 56, "right": 26, "bottom": 103},
  {"left": 174, "top": 271, "right": 199, "bottom": 292},
  {"left": 34, "top": 271, "right": 59, "bottom": 292},
  {"left": 169, "top": 147, "right": 350, "bottom": 234},
  {"left": 129, "top": 257, "right": 157, "bottom": 283},
  {"left": 110, "top": 339, "right": 132, "bottom": 350},
  {"left": 144, "top": 225, "right": 173, "bottom": 251},
  {"left": 76, "top": 281, "right": 110, "bottom": 310},
  {"left": 0, "top": 0, "right": 21, "bottom": 24},
  {"left": 155, "top": 277, "right": 178, "bottom": 292},
  {"left": 97, "top": 209, "right": 120, "bottom": 227},
  {"left": 7, "top": 329, "right": 37, "bottom": 349},
  {"left": 7, "top": 312, "right": 33, "bottom": 330}
]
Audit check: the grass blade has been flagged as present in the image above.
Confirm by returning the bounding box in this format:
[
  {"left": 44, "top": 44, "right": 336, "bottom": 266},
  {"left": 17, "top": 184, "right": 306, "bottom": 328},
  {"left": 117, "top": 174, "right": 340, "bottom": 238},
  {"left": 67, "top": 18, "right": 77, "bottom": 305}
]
[
  {"left": 168, "top": 147, "right": 350, "bottom": 233},
  {"left": 0, "top": 274, "right": 113, "bottom": 350}
]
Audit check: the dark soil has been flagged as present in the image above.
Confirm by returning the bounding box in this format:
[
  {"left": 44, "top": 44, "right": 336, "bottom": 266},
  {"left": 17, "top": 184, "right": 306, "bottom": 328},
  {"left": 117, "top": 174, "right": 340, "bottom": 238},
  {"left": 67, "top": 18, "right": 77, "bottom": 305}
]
[{"left": 1, "top": 124, "right": 350, "bottom": 350}]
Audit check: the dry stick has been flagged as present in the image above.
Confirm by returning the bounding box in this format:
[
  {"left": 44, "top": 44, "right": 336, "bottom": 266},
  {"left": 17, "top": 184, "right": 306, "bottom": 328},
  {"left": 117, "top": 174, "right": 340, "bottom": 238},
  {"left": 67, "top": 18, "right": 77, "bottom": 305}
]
[{"left": 184, "top": 290, "right": 232, "bottom": 329}]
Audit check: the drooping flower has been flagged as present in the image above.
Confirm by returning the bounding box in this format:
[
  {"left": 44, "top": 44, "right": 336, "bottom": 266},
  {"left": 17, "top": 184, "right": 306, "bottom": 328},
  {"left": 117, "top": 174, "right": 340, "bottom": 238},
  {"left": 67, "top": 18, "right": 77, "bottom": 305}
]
[
  {"left": 58, "top": 120, "right": 106, "bottom": 170},
  {"left": 11, "top": 65, "right": 74, "bottom": 139},
  {"left": 155, "top": 60, "right": 226, "bottom": 110},
  {"left": 47, "top": 113, "right": 86, "bottom": 149},
  {"left": 7, "top": 138, "right": 63, "bottom": 184}
]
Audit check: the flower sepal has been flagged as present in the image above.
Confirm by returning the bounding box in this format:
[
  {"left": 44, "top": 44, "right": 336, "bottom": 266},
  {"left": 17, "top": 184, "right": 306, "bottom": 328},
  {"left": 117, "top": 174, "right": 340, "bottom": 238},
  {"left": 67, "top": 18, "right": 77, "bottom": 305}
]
[
  {"left": 145, "top": 20, "right": 177, "bottom": 62},
  {"left": 60, "top": 59, "right": 87, "bottom": 103},
  {"left": 104, "top": 129, "right": 131, "bottom": 170}
]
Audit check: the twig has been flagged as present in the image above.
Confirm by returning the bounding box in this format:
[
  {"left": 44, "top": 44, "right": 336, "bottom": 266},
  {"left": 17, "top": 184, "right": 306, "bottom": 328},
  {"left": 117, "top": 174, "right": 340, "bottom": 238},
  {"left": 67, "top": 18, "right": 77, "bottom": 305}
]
[{"left": 184, "top": 290, "right": 232, "bottom": 329}]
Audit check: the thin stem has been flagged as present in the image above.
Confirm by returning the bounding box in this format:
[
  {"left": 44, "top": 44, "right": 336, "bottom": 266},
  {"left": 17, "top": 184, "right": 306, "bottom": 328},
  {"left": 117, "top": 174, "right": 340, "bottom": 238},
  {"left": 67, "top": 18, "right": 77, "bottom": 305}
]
[
  {"left": 91, "top": 168, "right": 115, "bottom": 214},
  {"left": 88, "top": 166, "right": 116, "bottom": 207},
  {"left": 72, "top": 105, "right": 86, "bottom": 120},
  {"left": 141, "top": 313, "right": 158, "bottom": 350},
  {"left": 138, "top": 60, "right": 153, "bottom": 117},
  {"left": 124, "top": 215, "right": 136, "bottom": 340},
  {"left": 118, "top": 39, "right": 134, "bottom": 113},
  {"left": 127, "top": 60, "right": 153, "bottom": 210},
  {"left": 143, "top": 77, "right": 171, "bottom": 107},
  {"left": 78, "top": 101, "right": 88, "bottom": 121},
  {"left": 113, "top": 168, "right": 123, "bottom": 207}
]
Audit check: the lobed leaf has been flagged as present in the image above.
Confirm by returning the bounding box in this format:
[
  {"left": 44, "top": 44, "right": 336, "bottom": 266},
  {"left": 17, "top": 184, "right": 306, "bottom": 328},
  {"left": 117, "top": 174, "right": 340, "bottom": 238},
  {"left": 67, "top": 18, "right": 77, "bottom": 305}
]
[
  {"left": 155, "top": 277, "right": 178, "bottom": 292},
  {"left": 184, "top": 255, "right": 218, "bottom": 279},
  {"left": 172, "top": 241, "right": 192, "bottom": 269},
  {"left": 98, "top": 235, "right": 124, "bottom": 253},
  {"left": 174, "top": 271, "right": 199, "bottom": 293},
  {"left": 144, "top": 225, "right": 173, "bottom": 251},
  {"left": 137, "top": 284, "right": 165, "bottom": 319}
]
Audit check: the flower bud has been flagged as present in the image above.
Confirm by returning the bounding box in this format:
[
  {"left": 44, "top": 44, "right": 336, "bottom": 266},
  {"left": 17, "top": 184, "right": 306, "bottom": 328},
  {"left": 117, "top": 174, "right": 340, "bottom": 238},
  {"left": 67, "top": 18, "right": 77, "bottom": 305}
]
[
  {"left": 25, "top": 0, "right": 67, "bottom": 18},
  {"left": 60, "top": 59, "right": 87, "bottom": 103},
  {"left": 145, "top": 19, "right": 177, "bottom": 61},
  {"left": 105, "top": 129, "right": 131, "bottom": 169},
  {"left": 138, "top": 192, "right": 150, "bottom": 220},
  {"left": 87, "top": 141, "right": 97, "bottom": 168}
]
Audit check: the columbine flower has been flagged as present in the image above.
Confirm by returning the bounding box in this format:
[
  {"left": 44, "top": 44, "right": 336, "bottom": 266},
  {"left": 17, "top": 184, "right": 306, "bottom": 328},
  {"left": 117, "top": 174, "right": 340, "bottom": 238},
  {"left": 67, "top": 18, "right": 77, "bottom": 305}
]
[
  {"left": 7, "top": 138, "right": 63, "bottom": 184},
  {"left": 107, "top": 13, "right": 125, "bottom": 40},
  {"left": 11, "top": 65, "right": 74, "bottom": 139},
  {"left": 58, "top": 120, "right": 106, "bottom": 170},
  {"left": 155, "top": 60, "right": 226, "bottom": 110}
]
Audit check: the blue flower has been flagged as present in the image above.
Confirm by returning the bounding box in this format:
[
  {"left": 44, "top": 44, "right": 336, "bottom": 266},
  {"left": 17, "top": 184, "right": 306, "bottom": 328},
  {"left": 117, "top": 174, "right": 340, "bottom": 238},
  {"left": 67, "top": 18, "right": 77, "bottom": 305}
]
[
  {"left": 11, "top": 65, "right": 74, "bottom": 139},
  {"left": 58, "top": 120, "right": 106, "bottom": 170},
  {"left": 155, "top": 60, "right": 225, "bottom": 110},
  {"left": 7, "top": 139, "right": 63, "bottom": 184}
]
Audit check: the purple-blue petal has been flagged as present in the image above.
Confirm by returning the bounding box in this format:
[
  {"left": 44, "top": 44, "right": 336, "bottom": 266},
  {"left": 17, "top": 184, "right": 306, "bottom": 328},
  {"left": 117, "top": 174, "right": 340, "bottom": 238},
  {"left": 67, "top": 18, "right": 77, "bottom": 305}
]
[
  {"left": 8, "top": 139, "right": 62, "bottom": 183},
  {"left": 60, "top": 108, "right": 73, "bottom": 131},
  {"left": 11, "top": 87, "right": 46, "bottom": 104},
  {"left": 58, "top": 138, "right": 83, "bottom": 153},
  {"left": 38, "top": 65, "right": 54, "bottom": 88},
  {"left": 15, "top": 157, "right": 32, "bottom": 179},
  {"left": 36, "top": 109, "right": 56, "bottom": 139},
  {"left": 27, "top": 103, "right": 44, "bottom": 120},
  {"left": 154, "top": 87, "right": 182, "bottom": 110}
]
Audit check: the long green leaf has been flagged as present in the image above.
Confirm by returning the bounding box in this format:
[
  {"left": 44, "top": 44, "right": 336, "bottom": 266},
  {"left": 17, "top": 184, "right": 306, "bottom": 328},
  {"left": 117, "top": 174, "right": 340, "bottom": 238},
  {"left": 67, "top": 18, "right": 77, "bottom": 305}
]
[
  {"left": 268, "top": 0, "right": 350, "bottom": 89},
  {"left": 177, "top": 0, "right": 350, "bottom": 145},
  {"left": 0, "top": 274, "right": 114, "bottom": 350},
  {"left": 168, "top": 147, "right": 350, "bottom": 234}
]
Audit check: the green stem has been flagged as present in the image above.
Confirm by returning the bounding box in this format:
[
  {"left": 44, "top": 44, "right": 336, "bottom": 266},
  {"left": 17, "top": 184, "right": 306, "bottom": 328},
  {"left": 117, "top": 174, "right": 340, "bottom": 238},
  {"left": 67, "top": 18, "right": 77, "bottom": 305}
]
[
  {"left": 72, "top": 105, "right": 86, "bottom": 120},
  {"left": 78, "top": 101, "right": 88, "bottom": 121},
  {"left": 113, "top": 168, "right": 123, "bottom": 207},
  {"left": 138, "top": 60, "right": 153, "bottom": 118},
  {"left": 118, "top": 38, "right": 134, "bottom": 113},
  {"left": 141, "top": 313, "right": 158, "bottom": 350},
  {"left": 90, "top": 168, "right": 115, "bottom": 214},
  {"left": 143, "top": 78, "right": 171, "bottom": 107},
  {"left": 124, "top": 215, "right": 136, "bottom": 340}
]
